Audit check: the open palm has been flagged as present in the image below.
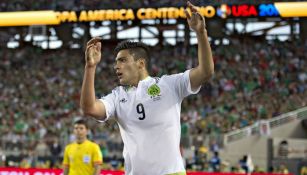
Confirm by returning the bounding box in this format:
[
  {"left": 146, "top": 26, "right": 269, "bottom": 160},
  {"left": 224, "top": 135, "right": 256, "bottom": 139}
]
[{"left": 85, "top": 37, "right": 102, "bottom": 67}]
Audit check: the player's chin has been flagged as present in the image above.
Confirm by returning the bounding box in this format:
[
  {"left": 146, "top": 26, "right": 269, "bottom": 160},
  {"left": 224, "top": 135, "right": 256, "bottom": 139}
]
[
  {"left": 119, "top": 80, "right": 128, "bottom": 86},
  {"left": 119, "top": 78, "right": 127, "bottom": 85}
]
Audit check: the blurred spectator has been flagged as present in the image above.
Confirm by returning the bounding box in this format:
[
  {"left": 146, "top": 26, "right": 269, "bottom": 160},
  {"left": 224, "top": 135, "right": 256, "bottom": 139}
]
[
  {"left": 49, "top": 137, "right": 62, "bottom": 168},
  {"left": 209, "top": 140, "right": 220, "bottom": 153},
  {"left": 278, "top": 140, "right": 289, "bottom": 158},
  {"left": 35, "top": 140, "right": 50, "bottom": 157},
  {"left": 239, "top": 154, "right": 254, "bottom": 173},
  {"left": 209, "top": 151, "right": 220, "bottom": 172}
]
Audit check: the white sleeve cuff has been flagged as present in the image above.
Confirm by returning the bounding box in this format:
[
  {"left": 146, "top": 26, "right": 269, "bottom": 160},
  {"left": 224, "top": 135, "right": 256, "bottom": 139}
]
[
  {"left": 185, "top": 69, "right": 201, "bottom": 95},
  {"left": 94, "top": 99, "right": 111, "bottom": 122}
]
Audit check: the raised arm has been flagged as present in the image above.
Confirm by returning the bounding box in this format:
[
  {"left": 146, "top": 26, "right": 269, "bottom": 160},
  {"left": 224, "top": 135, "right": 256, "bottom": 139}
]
[
  {"left": 185, "top": 1, "right": 214, "bottom": 91},
  {"left": 80, "top": 37, "right": 106, "bottom": 120}
]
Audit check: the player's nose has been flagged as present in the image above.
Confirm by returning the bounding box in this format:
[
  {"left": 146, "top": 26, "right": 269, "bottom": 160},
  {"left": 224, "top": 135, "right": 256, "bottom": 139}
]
[{"left": 114, "top": 62, "right": 120, "bottom": 70}]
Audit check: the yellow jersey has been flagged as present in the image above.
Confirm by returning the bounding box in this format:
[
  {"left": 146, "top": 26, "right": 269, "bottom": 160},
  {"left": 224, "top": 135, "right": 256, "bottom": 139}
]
[{"left": 63, "top": 140, "right": 102, "bottom": 175}]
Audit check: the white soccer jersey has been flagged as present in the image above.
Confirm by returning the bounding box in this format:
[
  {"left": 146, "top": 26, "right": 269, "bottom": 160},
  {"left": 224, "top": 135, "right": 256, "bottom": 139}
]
[{"left": 99, "top": 70, "right": 200, "bottom": 175}]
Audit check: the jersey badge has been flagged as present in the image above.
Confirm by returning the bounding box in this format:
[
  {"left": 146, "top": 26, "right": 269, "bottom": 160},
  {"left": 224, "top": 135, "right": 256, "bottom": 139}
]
[
  {"left": 147, "top": 84, "right": 161, "bottom": 101},
  {"left": 83, "top": 155, "right": 91, "bottom": 164}
]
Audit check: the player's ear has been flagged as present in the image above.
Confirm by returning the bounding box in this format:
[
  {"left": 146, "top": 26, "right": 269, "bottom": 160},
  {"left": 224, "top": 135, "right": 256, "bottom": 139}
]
[{"left": 137, "top": 58, "right": 146, "bottom": 69}]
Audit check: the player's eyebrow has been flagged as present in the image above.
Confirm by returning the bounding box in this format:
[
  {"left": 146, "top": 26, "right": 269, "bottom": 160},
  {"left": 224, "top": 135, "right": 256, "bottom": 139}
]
[{"left": 115, "top": 57, "right": 126, "bottom": 61}]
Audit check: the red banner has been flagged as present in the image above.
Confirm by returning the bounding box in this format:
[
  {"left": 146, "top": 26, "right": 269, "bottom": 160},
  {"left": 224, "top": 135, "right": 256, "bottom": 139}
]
[
  {"left": 0, "top": 168, "right": 123, "bottom": 175},
  {"left": 0, "top": 167, "right": 292, "bottom": 175}
]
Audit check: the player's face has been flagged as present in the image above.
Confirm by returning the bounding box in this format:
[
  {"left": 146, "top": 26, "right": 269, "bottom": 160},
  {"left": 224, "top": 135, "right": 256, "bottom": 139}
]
[
  {"left": 114, "top": 49, "right": 141, "bottom": 86},
  {"left": 73, "top": 124, "right": 87, "bottom": 140}
]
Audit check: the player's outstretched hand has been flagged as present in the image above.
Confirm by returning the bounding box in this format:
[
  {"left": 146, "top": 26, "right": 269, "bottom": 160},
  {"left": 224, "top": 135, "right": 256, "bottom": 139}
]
[
  {"left": 184, "top": 1, "right": 206, "bottom": 33},
  {"left": 85, "top": 37, "right": 102, "bottom": 67}
]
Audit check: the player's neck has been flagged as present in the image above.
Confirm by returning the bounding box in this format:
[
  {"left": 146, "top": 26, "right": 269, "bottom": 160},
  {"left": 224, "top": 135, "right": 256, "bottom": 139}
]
[
  {"left": 132, "top": 70, "right": 149, "bottom": 87},
  {"left": 139, "top": 71, "right": 149, "bottom": 82},
  {"left": 76, "top": 138, "right": 87, "bottom": 144}
]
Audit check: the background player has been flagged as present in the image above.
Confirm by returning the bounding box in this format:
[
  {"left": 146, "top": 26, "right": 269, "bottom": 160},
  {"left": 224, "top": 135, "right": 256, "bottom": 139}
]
[{"left": 62, "top": 119, "right": 102, "bottom": 175}]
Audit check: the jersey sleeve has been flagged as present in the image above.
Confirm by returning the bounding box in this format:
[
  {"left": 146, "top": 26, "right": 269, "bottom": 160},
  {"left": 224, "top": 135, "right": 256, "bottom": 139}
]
[
  {"left": 164, "top": 69, "right": 201, "bottom": 100},
  {"left": 62, "top": 146, "right": 70, "bottom": 167},
  {"left": 97, "top": 88, "right": 118, "bottom": 122},
  {"left": 92, "top": 143, "right": 103, "bottom": 165}
]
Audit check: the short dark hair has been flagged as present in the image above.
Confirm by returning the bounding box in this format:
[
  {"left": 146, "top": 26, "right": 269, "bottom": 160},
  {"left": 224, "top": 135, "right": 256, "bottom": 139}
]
[
  {"left": 114, "top": 40, "right": 150, "bottom": 69},
  {"left": 74, "top": 119, "right": 88, "bottom": 129}
]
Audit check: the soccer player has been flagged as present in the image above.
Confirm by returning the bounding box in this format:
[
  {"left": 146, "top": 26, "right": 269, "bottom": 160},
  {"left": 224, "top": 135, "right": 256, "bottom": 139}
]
[
  {"left": 80, "top": 1, "right": 214, "bottom": 175},
  {"left": 62, "top": 119, "right": 102, "bottom": 175}
]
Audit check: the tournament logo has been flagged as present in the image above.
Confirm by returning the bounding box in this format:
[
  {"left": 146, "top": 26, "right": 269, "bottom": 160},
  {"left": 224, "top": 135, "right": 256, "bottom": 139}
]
[
  {"left": 217, "top": 4, "right": 231, "bottom": 18},
  {"left": 147, "top": 84, "right": 161, "bottom": 101}
]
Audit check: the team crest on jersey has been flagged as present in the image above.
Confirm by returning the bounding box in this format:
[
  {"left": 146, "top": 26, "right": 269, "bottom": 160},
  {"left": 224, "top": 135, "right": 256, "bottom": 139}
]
[
  {"left": 83, "top": 155, "right": 91, "bottom": 164},
  {"left": 147, "top": 84, "right": 161, "bottom": 101}
]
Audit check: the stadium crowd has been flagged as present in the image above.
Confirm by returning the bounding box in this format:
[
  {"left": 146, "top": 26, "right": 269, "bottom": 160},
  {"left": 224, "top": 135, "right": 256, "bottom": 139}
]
[{"left": 0, "top": 36, "right": 306, "bottom": 172}]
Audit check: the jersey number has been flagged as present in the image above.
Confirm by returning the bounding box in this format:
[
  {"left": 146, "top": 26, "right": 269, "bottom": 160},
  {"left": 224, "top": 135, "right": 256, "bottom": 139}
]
[{"left": 136, "top": 103, "right": 146, "bottom": 120}]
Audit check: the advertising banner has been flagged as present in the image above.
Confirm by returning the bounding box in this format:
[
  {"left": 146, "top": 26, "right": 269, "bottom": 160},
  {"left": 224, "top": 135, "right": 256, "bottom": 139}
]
[
  {"left": 0, "top": 167, "right": 293, "bottom": 175},
  {"left": 0, "top": 2, "right": 307, "bottom": 27}
]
